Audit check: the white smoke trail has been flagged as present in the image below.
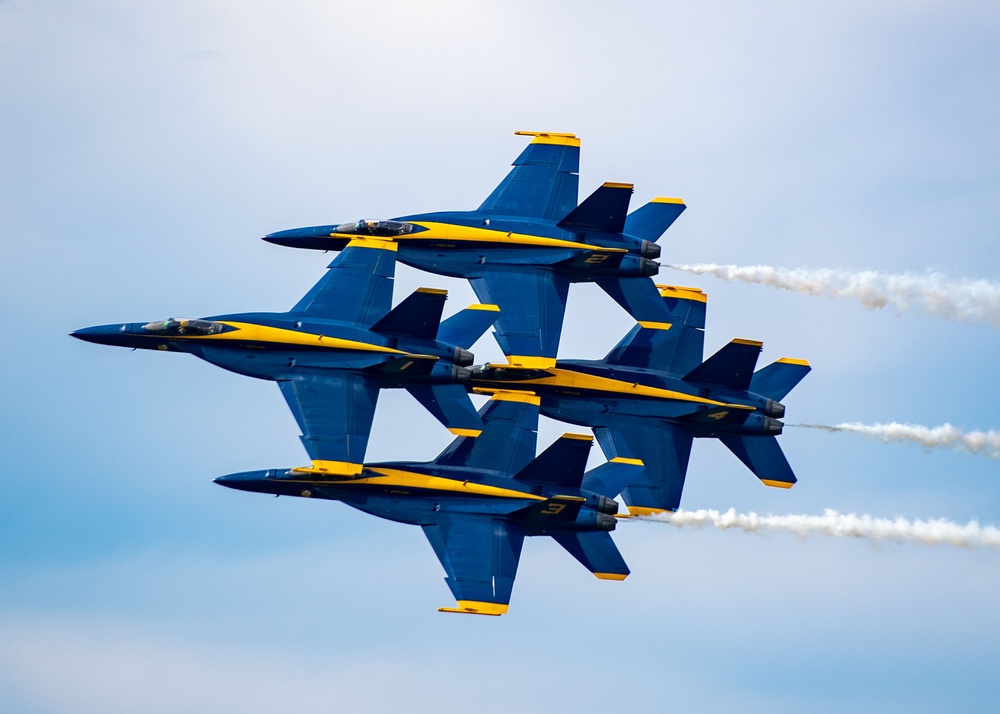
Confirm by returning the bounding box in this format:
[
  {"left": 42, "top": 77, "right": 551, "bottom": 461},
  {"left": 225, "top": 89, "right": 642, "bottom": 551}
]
[
  {"left": 667, "top": 264, "right": 1000, "bottom": 327},
  {"left": 793, "top": 422, "right": 1000, "bottom": 459},
  {"left": 636, "top": 508, "right": 1000, "bottom": 549}
]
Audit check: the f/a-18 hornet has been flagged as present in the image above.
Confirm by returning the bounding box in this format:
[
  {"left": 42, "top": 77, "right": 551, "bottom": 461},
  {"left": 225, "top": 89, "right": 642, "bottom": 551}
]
[
  {"left": 215, "top": 391, "right": 643, "bottom": 615},
  {"left": 264, "top": 131, "right": 686, "bottom": 365},
  {"left": 72, "top": 237, "right": 497, "bottom": 475},
  {"left": 470, "top": 285, "right": 811, "bottom": 514}
]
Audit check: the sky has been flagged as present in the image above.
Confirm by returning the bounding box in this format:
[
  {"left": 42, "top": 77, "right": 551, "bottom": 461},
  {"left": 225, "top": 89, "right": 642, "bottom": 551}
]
[{"left": 2, "top": 1, "right": 999, "bottom": 711}]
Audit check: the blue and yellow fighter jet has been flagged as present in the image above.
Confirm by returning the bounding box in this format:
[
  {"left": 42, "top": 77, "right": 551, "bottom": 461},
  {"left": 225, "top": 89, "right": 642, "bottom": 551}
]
[
  {"left": 263, "top": 131, "right": 686, "bottom": 365},
  {"left": 469, "top": 285, "right": 811, "bottom": 515},
  {"left": 214, "top": 391, "right": 643, "bottom": 615},
  {"left": 72, "top": 237, "right": 498, "bottom": 474}
]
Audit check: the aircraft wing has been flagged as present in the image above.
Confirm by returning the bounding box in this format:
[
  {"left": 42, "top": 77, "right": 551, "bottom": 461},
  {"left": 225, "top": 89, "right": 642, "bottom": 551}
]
[
  {"left": 469, "top": 270, "right": 569, "bottom": 361},
  {"left": 602, "top": 285, "right": 707, "bottom": 374},
  {"left": 277, "top": 372, "right": 380, "bottom": 467},
  {"left": 291, "top": 239, "right": 397, "bottom": 327},
  {"left": 477, "top": 132, "right": 580, "bottom": 221},
  {"left": 423, "top": 516, "right": 526, "bottom": 616},
  {"left": 595, "top": 419, "right": 694, "bottom": 513}
]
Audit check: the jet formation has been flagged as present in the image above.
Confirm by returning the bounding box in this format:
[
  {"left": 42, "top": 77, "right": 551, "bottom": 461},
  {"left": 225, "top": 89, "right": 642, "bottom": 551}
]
[{"left": 74, "top": 131, "right": 809, "bottom": 615}]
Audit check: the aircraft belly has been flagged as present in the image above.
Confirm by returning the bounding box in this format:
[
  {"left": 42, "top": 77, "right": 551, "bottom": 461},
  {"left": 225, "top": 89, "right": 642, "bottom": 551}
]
[
  {"left": 398, "top": 245, "right": 581, "bottom": 277},
  {"left": 195, "top": 347, "right": 389, "bottom": 380}
]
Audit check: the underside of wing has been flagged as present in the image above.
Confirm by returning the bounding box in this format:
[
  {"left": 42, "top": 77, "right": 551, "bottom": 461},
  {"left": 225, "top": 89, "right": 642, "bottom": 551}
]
[
  {"left": 595, "top": 420, "right": 694, "bottom": 514},
  {"left": 291, "top": 239, "right": 397, "bottom": 326},
  {"left": 424, "top": 516, "right": 526, "bottom": 616},
  {"left": 603, "top": 285, "right": 706, "bottom": 374},
  {"left": 478, "top": 132, "right": 580, "bottom": 221},
  {"left": 277, "top": 372, "right": 380, "bottom": 469},
  {"left": 469, "top": 270, "right": 569, "bottom": 361}
]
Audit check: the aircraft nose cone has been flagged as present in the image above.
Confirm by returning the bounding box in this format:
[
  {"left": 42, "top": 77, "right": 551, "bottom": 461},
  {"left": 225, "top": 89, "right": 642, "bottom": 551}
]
[
  {"left": 213, "top": 470, "right": 275, "bottom": 494},
  {"left": 263, "top": 225, "right": 340, "bottom": 249},
  {"left": 70, "top": 323, "right": 133, "bottom": 346}
]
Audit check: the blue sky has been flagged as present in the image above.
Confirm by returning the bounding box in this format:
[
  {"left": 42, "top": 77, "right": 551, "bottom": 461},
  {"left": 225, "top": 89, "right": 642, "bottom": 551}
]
[{"left": 2, "top": 1, "right": 999, "bottom": 711}]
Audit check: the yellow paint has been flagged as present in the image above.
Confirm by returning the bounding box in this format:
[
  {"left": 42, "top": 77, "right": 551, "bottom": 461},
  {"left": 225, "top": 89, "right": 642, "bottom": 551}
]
[
  {"left": 482, "top": 364, "right": 753, "bottom": 409},
  {"left": 651, "top": 197, "right": 685, "bottom": 204},
  {"left": 438, "top": 600, "right": 508, "bottom": 616},
  {"left": 731, "top": 338, "right": 764, "bottom": 347},
  {"left": 776, "top": 357, "right": 810, "bottom": 366},
  {"left": 761, "top": 479, "right": 795, "bottom": 489},
  {"left": 601, "top": 182, "right": 634, "bottom": 190},
  {"left": 415, "top": 287, "right": 447, "bottom": 295},
  {"left": 473, "top": 389, "right": 541, "bottom": 405},
  {"left": 637, "top": 321, "right": 672, "bottom": 330},
  {"left": 594, "top": 572, "right": 628, "bottom": 581},
  {"left": 361, "top": 467, "right": 546, "bottom": 501},
  {"left": 505, "top": 355, "right": 557, "bottom": 369},
  {"left": 291, "top": 460, "right": 364, "bottom": 477},
  {"left": 448, "top": 428, "right": 482, "bottom": 437},
  {"left": 514, "top": 130, "right": 580, "bottom": 147},
  {"left": 627, "top": 505, "right": 671, "bottom": 516},
  {"left": 174, "top": 321, "right": 438, "bottom": 359},
  {"left": 560, "top": 433, "right": 593, "bottom": 442},
  {"left": 610, "top": 456, "right": 644, "bottom": 466},
  {"left": 466, "top": 303, "right": 500, "bottom": 312},
  {"left": 344, "top": 237, "right": 398, "bottom": 251},
  {"left": 655, "top": 285, "right": 707, "bottom": 303},
  {"left": 400, "top": 222, "right": 624, "bottom": 253}
]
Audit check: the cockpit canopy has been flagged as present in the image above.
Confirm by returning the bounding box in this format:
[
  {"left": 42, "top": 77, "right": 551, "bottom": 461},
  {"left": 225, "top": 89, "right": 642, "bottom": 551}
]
[
  {"left": 335, "top": 219, "right": 417, "bottom": 237},
  {"left": 142, "top": 318, "right": 227, "bottom": 336}
]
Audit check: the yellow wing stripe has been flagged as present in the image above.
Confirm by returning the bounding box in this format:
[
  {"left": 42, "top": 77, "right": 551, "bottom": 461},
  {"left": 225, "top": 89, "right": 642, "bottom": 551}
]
[
  {"left": 345, "top": 237, "right": 398, "bottom": 251},
  {"left": 594, "top": 572, "right": 628, "bottom": 581},
  {"left": 655, "top": 285, "right": 707, "bottom": 303},
  {"left": 439, "top": 600, "right": 509, "bottom": 616},
  {"left": 514, "top": 130, "right": 580, "bottom": 147},
  {"left": 560, "top": 433, "right": 593, "bottom": 442},
  {"left": 731, "top": 338, "right": 764, "bottom": 347},
  {"left": 637, "top": 321, "right": 672, "bottom": 330},
  {"left": 761, "top": 479, "right": 795, "bottom": 489},
  {"left": 602, "top": 182, "right": 634, "bottom": 190},
  {"left": 651, "top": 197, "right": 685, "bottom": 205},
  {"left": 776, "top": 357, "right": 810, "bottom": 366},
  {"left": 482, "top": 365, "right": 744, "bottom": 407},
  {"left": 448, "top": 428, "right": 482, "bottom": 437},
  {"left": 610, "top": 456, "right": 644, "bottom": 466},
  {"left": 466, "top": 303, "right": 500, "bottom": 312},
  {"left": 400, "top": 222, "right": 625, "bottom": 253},
  {"left": 415, "top": 287, "right": 448, "bottom": 295},
  {"left": 360, "top": 468, "right": 546, "bottom": 501},
  {"left": 291, "top": 460, "right": 364, "bottom": 477},
  {"left": 474, "top": 389, "right": 541, "bottom": 405},
  {"left": 627, "top": 506, "right": 671, "bottom": 517},
  {"left": 185, "top": 322, "right": 434, "bottom": 356}
]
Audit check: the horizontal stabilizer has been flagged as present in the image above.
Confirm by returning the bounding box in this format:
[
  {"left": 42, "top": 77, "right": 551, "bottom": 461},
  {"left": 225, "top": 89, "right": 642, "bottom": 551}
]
[
  {"left": 371, "top": 288, "right": 447, "bottom": 340},
  {"left": 749, "top": 358, "right": 811, "bottom": 401},
  {"left": 436, "top": 304, "right": 499, "bottom": 349},
  {"left": 557, "top": 182, "right": 633, "bottom": 233},
  {"left": 581, "top": 458, "right": 645, "bottom": 500},
  {"left": 719, "top": 435, "right": 797, "bottom": 488},
  {"left": 514, "top": 433, "right": 593, "bottom": 489},
  {"left": 434, "top": 392, "right": 540, "bottom": 474},
  {"left": 405, "top": 383, "right": 484, "bottom": 436},
  {"left": 624, "top": 198, "right": 686, "bottom": 242},
  {"left": 684, "top": 338, "right": 762, "bottom": 391},
  {"left": 552, "top": 532, "right": 629, "bottom": 580}
]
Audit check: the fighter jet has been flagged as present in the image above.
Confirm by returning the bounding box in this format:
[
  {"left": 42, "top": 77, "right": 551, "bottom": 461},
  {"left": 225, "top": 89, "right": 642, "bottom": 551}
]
[
  {"left": 469, "top": 285, "right": 811, "bottom": 514},
  {"left": 72, "top": 237, "right": 497, "bottom": 475},
  {"left": 215, "top": 391, "right": 642, "bottom": 615},
  {"left": 263, "top": 131, "right": 686, "bottom": 366}
]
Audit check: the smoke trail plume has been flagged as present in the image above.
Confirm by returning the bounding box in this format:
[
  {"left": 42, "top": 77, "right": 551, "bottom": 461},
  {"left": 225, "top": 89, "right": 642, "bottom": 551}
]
[
  {"left": 793, "top": 422, "right": 1000, "bottom": 459},
  {"left": 636, "top": 508, "right": 1000, "bottom": 549},
  {"left": 667, "top": 264, "right": 1000, "bottom": 327}
]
